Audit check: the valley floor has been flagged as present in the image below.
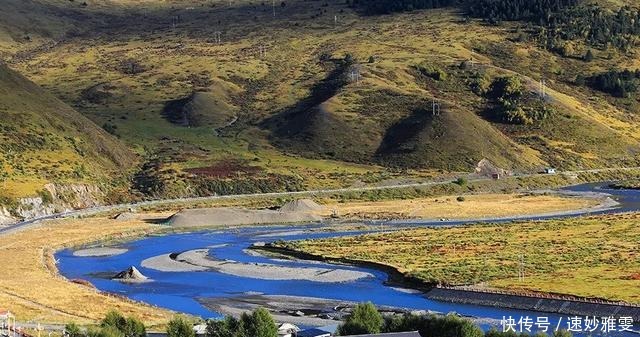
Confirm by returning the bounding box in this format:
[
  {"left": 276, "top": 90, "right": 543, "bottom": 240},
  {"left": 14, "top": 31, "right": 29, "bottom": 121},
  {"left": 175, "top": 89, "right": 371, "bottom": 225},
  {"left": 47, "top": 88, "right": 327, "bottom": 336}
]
[
  {"left": 0, "top": 190, "right": 606, "bottom": 324},
  {"left": 280, "top": 212, "right": 640, "bottom": 304}
]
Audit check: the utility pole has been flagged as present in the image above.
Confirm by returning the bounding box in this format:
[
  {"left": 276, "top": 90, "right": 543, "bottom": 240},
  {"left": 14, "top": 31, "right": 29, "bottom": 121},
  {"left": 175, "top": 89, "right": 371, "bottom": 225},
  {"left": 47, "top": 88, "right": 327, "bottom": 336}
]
[{"left": 272, "top": 0, "right": 276, "bottom": 17}]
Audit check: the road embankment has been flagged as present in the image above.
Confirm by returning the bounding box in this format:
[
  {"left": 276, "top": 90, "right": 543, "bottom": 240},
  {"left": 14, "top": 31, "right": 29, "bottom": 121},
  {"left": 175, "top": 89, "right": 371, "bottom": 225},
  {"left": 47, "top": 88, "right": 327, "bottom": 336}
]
[{"left": 426, "top": 288, "right": 640, "bottom": 321}]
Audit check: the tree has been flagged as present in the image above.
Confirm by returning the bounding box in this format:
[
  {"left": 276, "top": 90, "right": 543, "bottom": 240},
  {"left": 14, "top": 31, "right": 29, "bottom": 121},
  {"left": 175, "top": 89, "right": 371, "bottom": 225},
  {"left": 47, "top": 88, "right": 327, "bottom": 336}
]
[
  {"left": 87, "top": 326, "right": 124, "bottom": 337},
  {"left": 344, "top": 53, "right": 356, "bottom": 65},
  {"left": 241, "top": 308, "right": 277, "bottom": 337},
  {"left": 338, "top": 302, "right": 383, "bottom": 336},
  {"left": 65, "top": 323, "right": 83, "bottom": 337},
  {"left": 584, "top": 49, "right": 594, "bottom": 62},
  {"left": 206, "top": 316, "right": 242, "bottom": 337},
  {"left": 167, "top": 316, "right": 195, "bottom": 337}
]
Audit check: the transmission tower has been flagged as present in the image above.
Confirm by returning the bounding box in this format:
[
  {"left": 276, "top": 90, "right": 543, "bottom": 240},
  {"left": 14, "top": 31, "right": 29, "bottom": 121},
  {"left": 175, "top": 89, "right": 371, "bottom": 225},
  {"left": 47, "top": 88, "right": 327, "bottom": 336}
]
[
  {"left": 539, "top": 79, "right": 547, "bottom": 99},
  {"left": 350, "top": 68, "right": 361, "bottom": 85}
]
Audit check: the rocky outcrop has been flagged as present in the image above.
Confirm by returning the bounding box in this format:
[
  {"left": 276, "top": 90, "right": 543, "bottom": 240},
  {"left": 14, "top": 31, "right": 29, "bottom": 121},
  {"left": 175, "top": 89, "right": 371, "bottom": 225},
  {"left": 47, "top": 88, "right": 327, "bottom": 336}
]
[
  {"left": 0, "top": 206, "right": 16, "bottom": 226},
  {"left": 3, "top": 183, "right": 106, "bottom": 225},
  {"left": 113, "top": 266, "right": 150, "bottom": 283}
]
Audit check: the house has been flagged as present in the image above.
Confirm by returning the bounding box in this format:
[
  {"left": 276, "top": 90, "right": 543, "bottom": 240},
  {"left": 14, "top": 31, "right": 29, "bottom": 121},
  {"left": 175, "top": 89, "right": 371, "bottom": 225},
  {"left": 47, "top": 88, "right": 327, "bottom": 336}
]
[
  {"left": 342, "top": 332, "right": 422, "bottom": 337},
  {"left": 544, "top": 168, "right": 557, "bottom": 174},
  {"left": 278, "top": 323, "right": 300, "bottom": 337},
  {"left": 297, "top": 328, "right": 332, "bottom": 337}
]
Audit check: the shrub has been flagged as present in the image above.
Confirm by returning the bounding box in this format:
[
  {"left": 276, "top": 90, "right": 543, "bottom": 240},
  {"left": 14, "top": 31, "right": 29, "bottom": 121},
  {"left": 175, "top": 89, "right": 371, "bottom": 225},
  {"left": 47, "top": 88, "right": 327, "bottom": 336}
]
[
  {"left": 416, "top": 63, "right": 447, "bottom": 81},
  {"left": 241, "top": 308, "right": 277, "bottom": 337},
  {"left": 65, "top": 323, "right": 83, "bottom": 337},
  {"left": 454, "top": 177, "right": 467, "bottom": 186},
  {"left": 457, "top": 196, "right": 466, "bottom": 202}
]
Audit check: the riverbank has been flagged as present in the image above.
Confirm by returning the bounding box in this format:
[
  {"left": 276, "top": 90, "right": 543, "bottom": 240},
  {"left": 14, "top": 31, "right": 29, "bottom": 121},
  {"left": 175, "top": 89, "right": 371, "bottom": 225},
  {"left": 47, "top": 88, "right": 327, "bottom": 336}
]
[
  {"left": 425, "top": 288, "right": 640, "bottom": 321},
  {"left": 0, "top": 214, "right": 173, "bottom": 325},
  {"left": 256, "top": 240, "right": 640, "bottom": 322},
  {"left": 610, "top": 179, "right": 640, "bottom": 190},
  {"left": 2, "top": 182, "right": 633, "bottom": 325}
]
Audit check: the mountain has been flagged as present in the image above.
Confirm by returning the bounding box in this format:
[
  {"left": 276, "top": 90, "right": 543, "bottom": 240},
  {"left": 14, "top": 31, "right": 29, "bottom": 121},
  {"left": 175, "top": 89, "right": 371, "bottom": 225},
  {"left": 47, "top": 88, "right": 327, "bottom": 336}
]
[
  {"left": 0, "top": 0, "right": 639, "bottom": 201},
  {"left": 0, "top": 62, "right": 134, "bottom": 200}
]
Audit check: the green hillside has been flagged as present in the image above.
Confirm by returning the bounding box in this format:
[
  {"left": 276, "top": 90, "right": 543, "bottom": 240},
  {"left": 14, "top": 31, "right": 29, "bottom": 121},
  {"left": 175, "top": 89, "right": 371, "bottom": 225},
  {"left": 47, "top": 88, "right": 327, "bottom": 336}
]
[
  {"left": 0, "top": 62, "right": 134, "bottom": 198},
  {"left": 0, "top": 0, "right": 639, "bottom": 199}
]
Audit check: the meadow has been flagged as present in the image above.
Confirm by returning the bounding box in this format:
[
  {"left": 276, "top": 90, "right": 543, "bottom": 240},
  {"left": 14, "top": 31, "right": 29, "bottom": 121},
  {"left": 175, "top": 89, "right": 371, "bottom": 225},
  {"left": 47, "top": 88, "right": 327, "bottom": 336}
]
[
  {"left": 0, "top": 215, "right": 172, "bottom": 325},
  {"left": 283, "top": 212, "right": 640, "bottom": 303},
  {"left": 3, "top": 0, "right": 640, "bottom": 200}
]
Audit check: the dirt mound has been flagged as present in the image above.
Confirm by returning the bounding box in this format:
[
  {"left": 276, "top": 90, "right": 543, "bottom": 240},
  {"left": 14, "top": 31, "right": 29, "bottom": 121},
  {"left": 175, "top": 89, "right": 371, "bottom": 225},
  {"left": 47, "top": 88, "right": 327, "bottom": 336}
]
[
  {"left": 113, "top": 266, "right": 149, "bottom": 282},
  {"left": 279, "top": 199, "right": 325, "bottom": 213},
  {"left": 80, "top": 82, "right": 127, "bottom": 104},
  {"left": 167, "top": 207, "right": 322, "bottom": 227},
  {"left": 113, "top": 212, "right": 137, "bottom": 221}
]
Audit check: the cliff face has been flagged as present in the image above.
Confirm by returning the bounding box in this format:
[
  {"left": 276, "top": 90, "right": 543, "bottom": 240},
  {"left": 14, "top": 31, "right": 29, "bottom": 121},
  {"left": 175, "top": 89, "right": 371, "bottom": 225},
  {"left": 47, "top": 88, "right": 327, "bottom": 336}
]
[
  {"left": 2, "top": 183, "right": 106, "bottom": 225},
  {"left": 0, "top": 206, "right": 14, "bottom": 225}
]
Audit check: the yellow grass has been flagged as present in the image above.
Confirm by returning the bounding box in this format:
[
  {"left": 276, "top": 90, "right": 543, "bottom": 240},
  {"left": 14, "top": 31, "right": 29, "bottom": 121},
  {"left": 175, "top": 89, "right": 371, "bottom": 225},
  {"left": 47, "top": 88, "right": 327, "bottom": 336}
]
[
  {"left": 319, "top": 193, "right": 600, "bottom": 220},
  {"left": 288, "top": 213, "right": 640, "bottom": 303},
  {"left": 0, "top": 215, "right": 172, "bottom": 325}
]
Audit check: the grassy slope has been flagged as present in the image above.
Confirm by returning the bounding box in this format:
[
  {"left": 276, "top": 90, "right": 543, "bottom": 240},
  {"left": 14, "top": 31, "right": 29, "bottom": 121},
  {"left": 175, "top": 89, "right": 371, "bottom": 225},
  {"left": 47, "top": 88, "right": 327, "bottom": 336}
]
[
  {"left": 0, "top": 63, "right": 134, "bottom": 198},
  {"left": 0, "top": 0, "right": 639, "bottom": 194},
  {"left": 285, "top": 212, "right": 640, "bottom": 303},
  {"left": 0, "top": 215, "right": 172, "bottom": 324}
]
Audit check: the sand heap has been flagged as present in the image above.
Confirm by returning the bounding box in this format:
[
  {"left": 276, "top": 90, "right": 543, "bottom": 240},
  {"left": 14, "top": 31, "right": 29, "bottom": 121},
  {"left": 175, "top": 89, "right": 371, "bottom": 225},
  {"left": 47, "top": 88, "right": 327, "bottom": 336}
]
[
  {"left": 113, "top": 266, "right": 149, "bottom": 283},
  {"left": 278, "top": 199, "right": 325, "bottom": 213},
  {"left": 167, "top": 207, "right": 322, "bottom": 227},
  {"left": 113, "top": 212, "right": 137, "bottom": 221}
]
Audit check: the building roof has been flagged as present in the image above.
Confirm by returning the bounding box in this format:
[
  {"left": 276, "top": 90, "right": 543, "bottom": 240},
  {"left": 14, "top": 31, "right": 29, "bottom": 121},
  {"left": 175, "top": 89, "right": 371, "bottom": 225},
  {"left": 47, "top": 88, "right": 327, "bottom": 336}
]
[
  {"left": 343, "top": 332, "right": 421, "bottom": 337},
  {"left": 297, "top": 328, "right": 332, "bottom": 337}
]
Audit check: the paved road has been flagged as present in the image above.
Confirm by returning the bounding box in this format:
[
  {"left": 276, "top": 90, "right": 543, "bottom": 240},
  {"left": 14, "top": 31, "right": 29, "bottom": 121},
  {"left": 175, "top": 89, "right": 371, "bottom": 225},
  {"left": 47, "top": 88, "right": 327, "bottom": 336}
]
[{"left": 1, "top": 166, "right": 638, "bottom": 237}]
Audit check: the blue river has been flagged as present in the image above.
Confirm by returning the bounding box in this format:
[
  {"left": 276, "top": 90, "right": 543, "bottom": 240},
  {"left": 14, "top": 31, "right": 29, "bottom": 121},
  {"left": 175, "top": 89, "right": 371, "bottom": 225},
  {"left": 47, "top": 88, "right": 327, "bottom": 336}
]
[{"left": 56, "top": 183, "right": 640, "bottom": 336}]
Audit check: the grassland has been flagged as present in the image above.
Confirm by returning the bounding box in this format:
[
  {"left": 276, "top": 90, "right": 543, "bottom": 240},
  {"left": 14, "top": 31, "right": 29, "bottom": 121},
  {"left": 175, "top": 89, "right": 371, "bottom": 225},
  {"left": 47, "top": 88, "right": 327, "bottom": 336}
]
[
  {"left": 0, "top": 185, "right": 608, "bottom": 324},
  {"left": 316, "top": 193, "right": 601, "bottom": 220},
  {"left": 0, "top": 215, "right": 172, "bottom": 325},
  {"left": 281, "top": 212, "right": 640, "bottom": 303},
  {"left": 0, "top": 63, "right": 133, "bottom": 200},
  {"left": 0, "top": 0, "right": 639, "bottom": 203}
]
